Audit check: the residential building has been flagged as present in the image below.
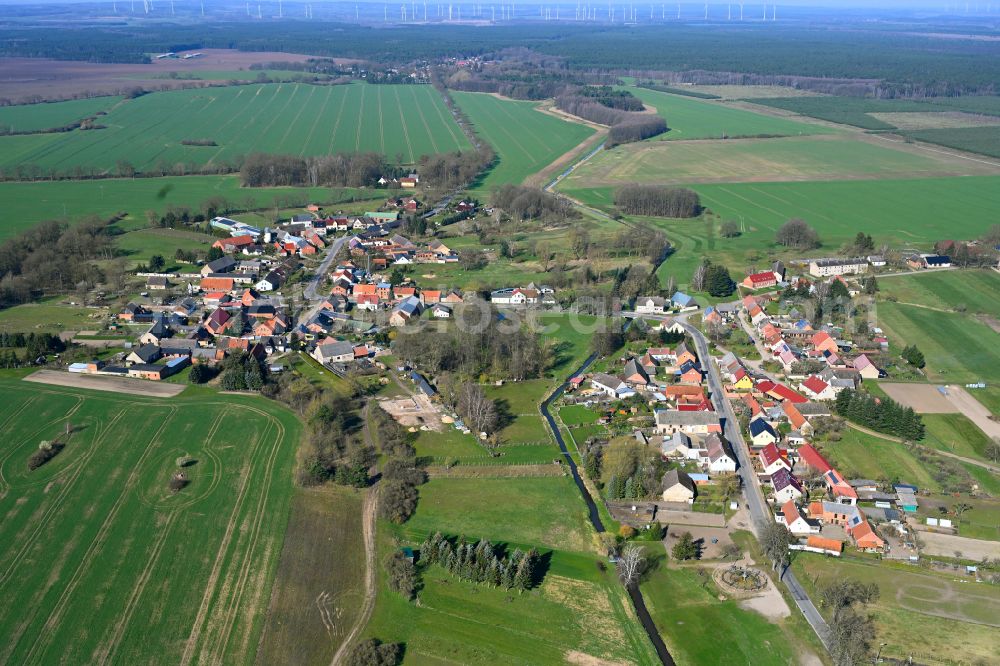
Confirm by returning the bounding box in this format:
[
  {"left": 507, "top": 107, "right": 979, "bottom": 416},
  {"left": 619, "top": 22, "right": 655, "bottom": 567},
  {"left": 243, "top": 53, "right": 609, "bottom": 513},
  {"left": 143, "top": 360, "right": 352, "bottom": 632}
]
[
  {"left": 771, "top": 468, "right": 804, "bottom": 503},
  {"left": 660, "top": 469, "right": 696, "bottom": 503},
  {"left": 808, "top": 257, "right": 869, "bottom": 277},
  {"left": 654, "top": 409, "right": 721, "bottom": 435}
]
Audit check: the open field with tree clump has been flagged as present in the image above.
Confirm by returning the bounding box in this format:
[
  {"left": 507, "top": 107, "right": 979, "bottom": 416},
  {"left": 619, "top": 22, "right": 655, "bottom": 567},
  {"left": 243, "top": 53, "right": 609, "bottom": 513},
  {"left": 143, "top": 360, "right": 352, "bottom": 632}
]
[
  {"left": 0, "top": 376, "right": 301, "bottom": 665},
  {"left": 0, "top": 82, "right": 469, "bottom": 174},
  {"left": 452, "top": 91, "right": 594, "bottom": 192},
  {"left": 0, "top": 175, "right": 376, "bottom": 240},
  {"left": 628, "top": 86, "right": 832, "bottom": 140},
  {"left": 0, "top": 96, "right": 122, "bottom": 133},
  {"left": 365, "top": 472, "right": 659, "bottom": 664},
  {"left": 792, "top": 555, "right": 1000, "bottom": 665},
  {"left": 559, "top": 133, "right": 1000, "bottom": 189}
]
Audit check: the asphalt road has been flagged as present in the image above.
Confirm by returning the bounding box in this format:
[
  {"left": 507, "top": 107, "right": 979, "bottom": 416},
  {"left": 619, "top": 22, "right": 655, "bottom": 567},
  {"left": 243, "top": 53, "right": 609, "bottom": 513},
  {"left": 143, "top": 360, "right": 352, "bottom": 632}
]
[{"left": 679, "top": 318, "right": 832, "bottom": 650}]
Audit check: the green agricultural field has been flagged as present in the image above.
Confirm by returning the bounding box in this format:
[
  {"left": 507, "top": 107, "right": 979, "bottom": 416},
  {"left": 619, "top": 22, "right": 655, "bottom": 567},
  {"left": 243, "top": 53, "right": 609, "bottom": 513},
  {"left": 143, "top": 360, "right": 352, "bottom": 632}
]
[
  {"left": 749, "top": 96, "right": 939, "bottom": 130},
  {"left": 0, "top": 96, "right": 121, "bottom": 133},
  {"left": 792, "top": 555, "right": 1000, "bottom": 665},
  {"left": 452, "top": 91, "right": 594, "bottom": 192},
  {"left": 902, "top": 126, "right": 1000, "bottom": 159},
  {"left": 0, "top": 175, "right": 369, "bottom": 240},
  {"left": 640, "top": 564, "right": 812, "bottom": 665},
  {"left": 877, "top": 270, "right": 1000, "bottom": 318},
  {"left": 877, "top": 301, "right": 1000, "bottom": 382},
  {"left": 0, "top": 82, "right": 469, "bottom": 174},
  {"left": 628, "top": 86, "right": 832, "bottom": 140},
  {"left": 560, "top": 134, "right": 998, "bottom": 189},
  {"left": 560, "top": 176, "right": 1000, "bottom": 291},
  {"left": 0, "top": 377, "right": 301, "bottom": 664}
]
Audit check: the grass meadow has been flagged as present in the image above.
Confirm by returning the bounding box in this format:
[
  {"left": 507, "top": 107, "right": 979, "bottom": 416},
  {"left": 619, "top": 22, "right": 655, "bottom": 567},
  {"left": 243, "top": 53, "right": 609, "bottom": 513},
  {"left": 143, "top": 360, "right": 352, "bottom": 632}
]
[
  {"left": 628, "top": 86, "right": 832, "bottom": 140},
  {"left": 0, "top": 82, "right": 469, "bottom": 173},
  {"left": 640, "top": 562, "right": 811, "bottom": 665},
  {"left": 0, "top": 376, "right": 301, "bottom": 665},
  {"left": 452, "top": 91, "right": 594, "bottom": 192},
  {"left": 792, "top": 555, "right": 1000, "bottom": 665},
  {"left": 0, "top": 96, "right": 122, "bottom": 133},
  {"left": 817, "top": 428, "right": 942, "bottom": 492}
]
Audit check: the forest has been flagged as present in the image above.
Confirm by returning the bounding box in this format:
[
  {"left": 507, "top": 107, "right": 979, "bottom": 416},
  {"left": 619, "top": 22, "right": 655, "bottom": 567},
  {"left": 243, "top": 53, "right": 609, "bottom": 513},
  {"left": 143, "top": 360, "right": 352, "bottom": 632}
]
[{"left": 2, "top": 22, "right": 999, "bottom": 95}]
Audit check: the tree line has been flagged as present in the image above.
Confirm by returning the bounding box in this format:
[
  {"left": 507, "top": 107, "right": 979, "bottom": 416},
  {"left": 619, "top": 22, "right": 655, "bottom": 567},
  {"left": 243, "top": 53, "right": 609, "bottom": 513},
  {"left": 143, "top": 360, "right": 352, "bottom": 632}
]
[
  {"left": 239, "top": 152, "right": 386, "bottom": 188},
  {"left": 419, "top": 532, "right": 543, "bottom": 592},
  {"left": 491, "top": 184, "right": 576, "bottom": 220},
  {"left": 0, "top": 217, "right": 117, "bottom": 307},
  {"left": 392, "top": 311, "right": 547, "bottom": 382},
  {"left": 555, "top": 94, "right": 667, "bottom": 145},
  {"left": 614, "top": 184, "right": 701, "bottom": 218},
  {"left": 834, "top": 388, "right": 925, "bottom": 441}
]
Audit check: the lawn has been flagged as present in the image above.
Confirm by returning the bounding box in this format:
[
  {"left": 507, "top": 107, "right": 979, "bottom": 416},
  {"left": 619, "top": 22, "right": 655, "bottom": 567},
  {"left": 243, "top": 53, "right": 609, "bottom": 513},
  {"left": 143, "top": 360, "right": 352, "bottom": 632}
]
[
  {"left": 559, "top": 404, "right": 601, "bottom": 426},
  {"left": 877, "top": 301, "right": 1000, "bottom": 383},
  {"left": 640, "top": 564, "right": 810, "bottom": 665},
  {"left": 452, "top": 91, "right": 594, "bottom": 192},
  {"left": 792, "top": 555, "right": 1000, "bottom": 665},
  {"left": 398, "top": 476, "right": 595, "bottom": 553},
  {"left": 485, "top": 379, "right": 552, "bottom": 445},
  {"left": 0, "top": 174, "right": 352, "bottom": 240},
  {"left": 0, "top": 298, "right": 108, "bottom": 333},
  {"left": 0, "top": 376, "right": 301, "bottom": 664},
  {"left": 0, "top": 82, "right": 470, "bottom": 174},
  {"left": 628, "top": 86, "right": 832, "bottom": 140},
  {"left": 0, "top": 96, "right": 121, "bottom": 133},
  {"left": 817, "top": 428, "right": 941, "bottom": 491},
  {"left": 115, "top": 226, "right": 216, "bottom": 266},
  {"left": 256, "top": 485, "right": 365, "bottom": 665},
  {"left": 921, "top": 413, "right": 993, "bottom": 462},
  {"left": 560, "top": 134, "right": 998, "bottom": 189}
]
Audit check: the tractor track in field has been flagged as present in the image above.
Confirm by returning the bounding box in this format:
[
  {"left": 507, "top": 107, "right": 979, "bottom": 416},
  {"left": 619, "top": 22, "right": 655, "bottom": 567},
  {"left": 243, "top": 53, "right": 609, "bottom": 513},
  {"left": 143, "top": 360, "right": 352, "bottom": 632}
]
[
  {"left": 179, "top": 406, "right": 286, "bottom": 666},
  {"left": 19, "top": 407, "right": 178, "bottom": 665},
  {"left": 394, "top": 86, "right": 416, "bottom": 162},
  {"left": 95, "top": 510, "right": 179, "bottom": 665},
  {"left": 94, "top": 410, "right": 229, "bottom": 665},
  {"left": 208, "top": 415, "right": 286, "bottom": 665},
  {"left": 301, "top": 85, "right": 335, "bottom": 156},
  {"left": 326, "top": 85, "right": 351, "bottom": 155},
  {"left": 329, "top": 484, "right": 378, "bottom": 666}
]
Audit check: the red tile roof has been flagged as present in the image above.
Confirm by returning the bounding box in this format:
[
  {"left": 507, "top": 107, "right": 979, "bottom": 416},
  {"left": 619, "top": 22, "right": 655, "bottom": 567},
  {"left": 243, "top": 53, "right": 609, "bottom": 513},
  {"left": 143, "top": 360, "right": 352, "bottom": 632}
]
[
  {"left": 797, "top": 444, "right": 832, "bottom": 473},
  {"left": 802, "top": 375, "right": 829, "bottom": 395}
]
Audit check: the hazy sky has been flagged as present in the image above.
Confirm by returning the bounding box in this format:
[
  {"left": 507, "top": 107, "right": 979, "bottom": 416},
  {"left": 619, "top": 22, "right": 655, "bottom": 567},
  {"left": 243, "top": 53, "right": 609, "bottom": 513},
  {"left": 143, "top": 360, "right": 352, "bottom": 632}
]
[{"left": 0, "top": 0, "right": 979, "bottom": 6}]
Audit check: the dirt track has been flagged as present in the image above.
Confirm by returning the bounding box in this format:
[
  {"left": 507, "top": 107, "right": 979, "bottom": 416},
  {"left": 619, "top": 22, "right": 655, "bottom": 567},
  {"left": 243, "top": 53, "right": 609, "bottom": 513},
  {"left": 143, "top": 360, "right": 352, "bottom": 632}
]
[
  {"left": 919, "top": 530, "right": 1000, "bottom": 561},
  {"left": 943, "top": 386, "right": 1000, "bottom": 438},
  {"left": 23, "top": 369, "right": 184, "bottom": 397}
]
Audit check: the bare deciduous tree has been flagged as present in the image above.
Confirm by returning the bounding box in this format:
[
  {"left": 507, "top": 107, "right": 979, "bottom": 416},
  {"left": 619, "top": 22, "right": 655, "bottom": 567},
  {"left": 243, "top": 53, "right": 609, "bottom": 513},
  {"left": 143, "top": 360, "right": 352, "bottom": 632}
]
[
  {"left": 616, "top": 543, "right": 645, "bottom": 587},
  {"left": 691, "top": 263, "right": 707, "bottom": 292},
  {"left": 758, "top": 521, "right": 792, "bottom": 572},
  {"left": 457, "top": 383, "right": 498, "bottom": 435}
]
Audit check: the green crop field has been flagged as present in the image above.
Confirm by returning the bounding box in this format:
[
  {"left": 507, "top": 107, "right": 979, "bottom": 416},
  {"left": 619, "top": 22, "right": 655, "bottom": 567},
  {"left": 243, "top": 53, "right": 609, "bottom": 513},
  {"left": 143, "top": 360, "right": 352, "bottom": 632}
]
[
  {"left": 0, "top": 82, "right": 469, "bottom": 174},
  {"left": 748, "top": 96, "right": 937, "bottom": 130},
  {"left": 921, "top": 414, "right": 994, "bottom": 463},
  {"left": 0, "top": 175, "right": 378, "bottom": 240},
  {"left": 877, "top": 270, "right": 1000, "bottom": 318},
  {"left": 640, "top": 564, "right": 809, "bottom": 665},
  {"left": 792, "top": 555, "right": 1000, "bottom": 665},
  {"left": 560, "top": 134, "right": 998, "bottom": 189},
  {"left": 628, "top": 86, "right": 832, "bottom": 140},
  {"left": 452, "top": 91, "right": 594, "bottom": 192},
  {"left": 902, "top": 126, "right": 1000, "bottom": 159},
  {"left": 0, "top": 376, "right": 301, "bottom": 664},
  {"left": 876, "top": 301, "right": 1000, "bottom": 382},
  {"left": 0, "top": 96, "right": 122, "bottom": 133}
]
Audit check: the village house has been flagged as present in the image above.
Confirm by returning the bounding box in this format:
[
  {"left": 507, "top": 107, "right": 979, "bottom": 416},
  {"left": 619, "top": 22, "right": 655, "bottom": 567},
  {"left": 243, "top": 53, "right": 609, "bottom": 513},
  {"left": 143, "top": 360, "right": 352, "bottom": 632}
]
[
  {"left": 654, "top": 409, "right": 721, "bottom": 436},
  {"left": 742, "top": 271, "right": 777, "bottom": 290},
  {"left": 635, "top": 296, "right": 667, "bottom": 314},
  {"left": 758, "top": 442, "right": 791, "bottom": 477},
  {"left": 704, "top": 433, "right": 738, "bottom": 473},
  {"left": 660, "top": 469, "right": 696, "bottom": 503},
  {"left": 591, "top": 373, "right": 635, "bottom": 399},
  {"left": 808, "top": 257, "right": 869, "bottom": 278},
  {"left": 852, "top": 354, "right": 881, "bottom": 380},
  {"left": 748, "top": 416, "right": 779, "bottom": 447},
  {"left": 201, "top": 256, "right": 237, "bottom": 277},
  {"left": 799, "top": 375, "right": 837, "bottom": 401},
  {"left": 770, "top": 468, "right": 804, "bottom": 503},
  {"left": 776, "top": 500, "right": 818, "bottom": 535},
  {"left": 312, "top": 340, "right": 356, "bottom": 365},
  {"left": 660, "top": 431, "right": 701, "bottom": 460}
]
